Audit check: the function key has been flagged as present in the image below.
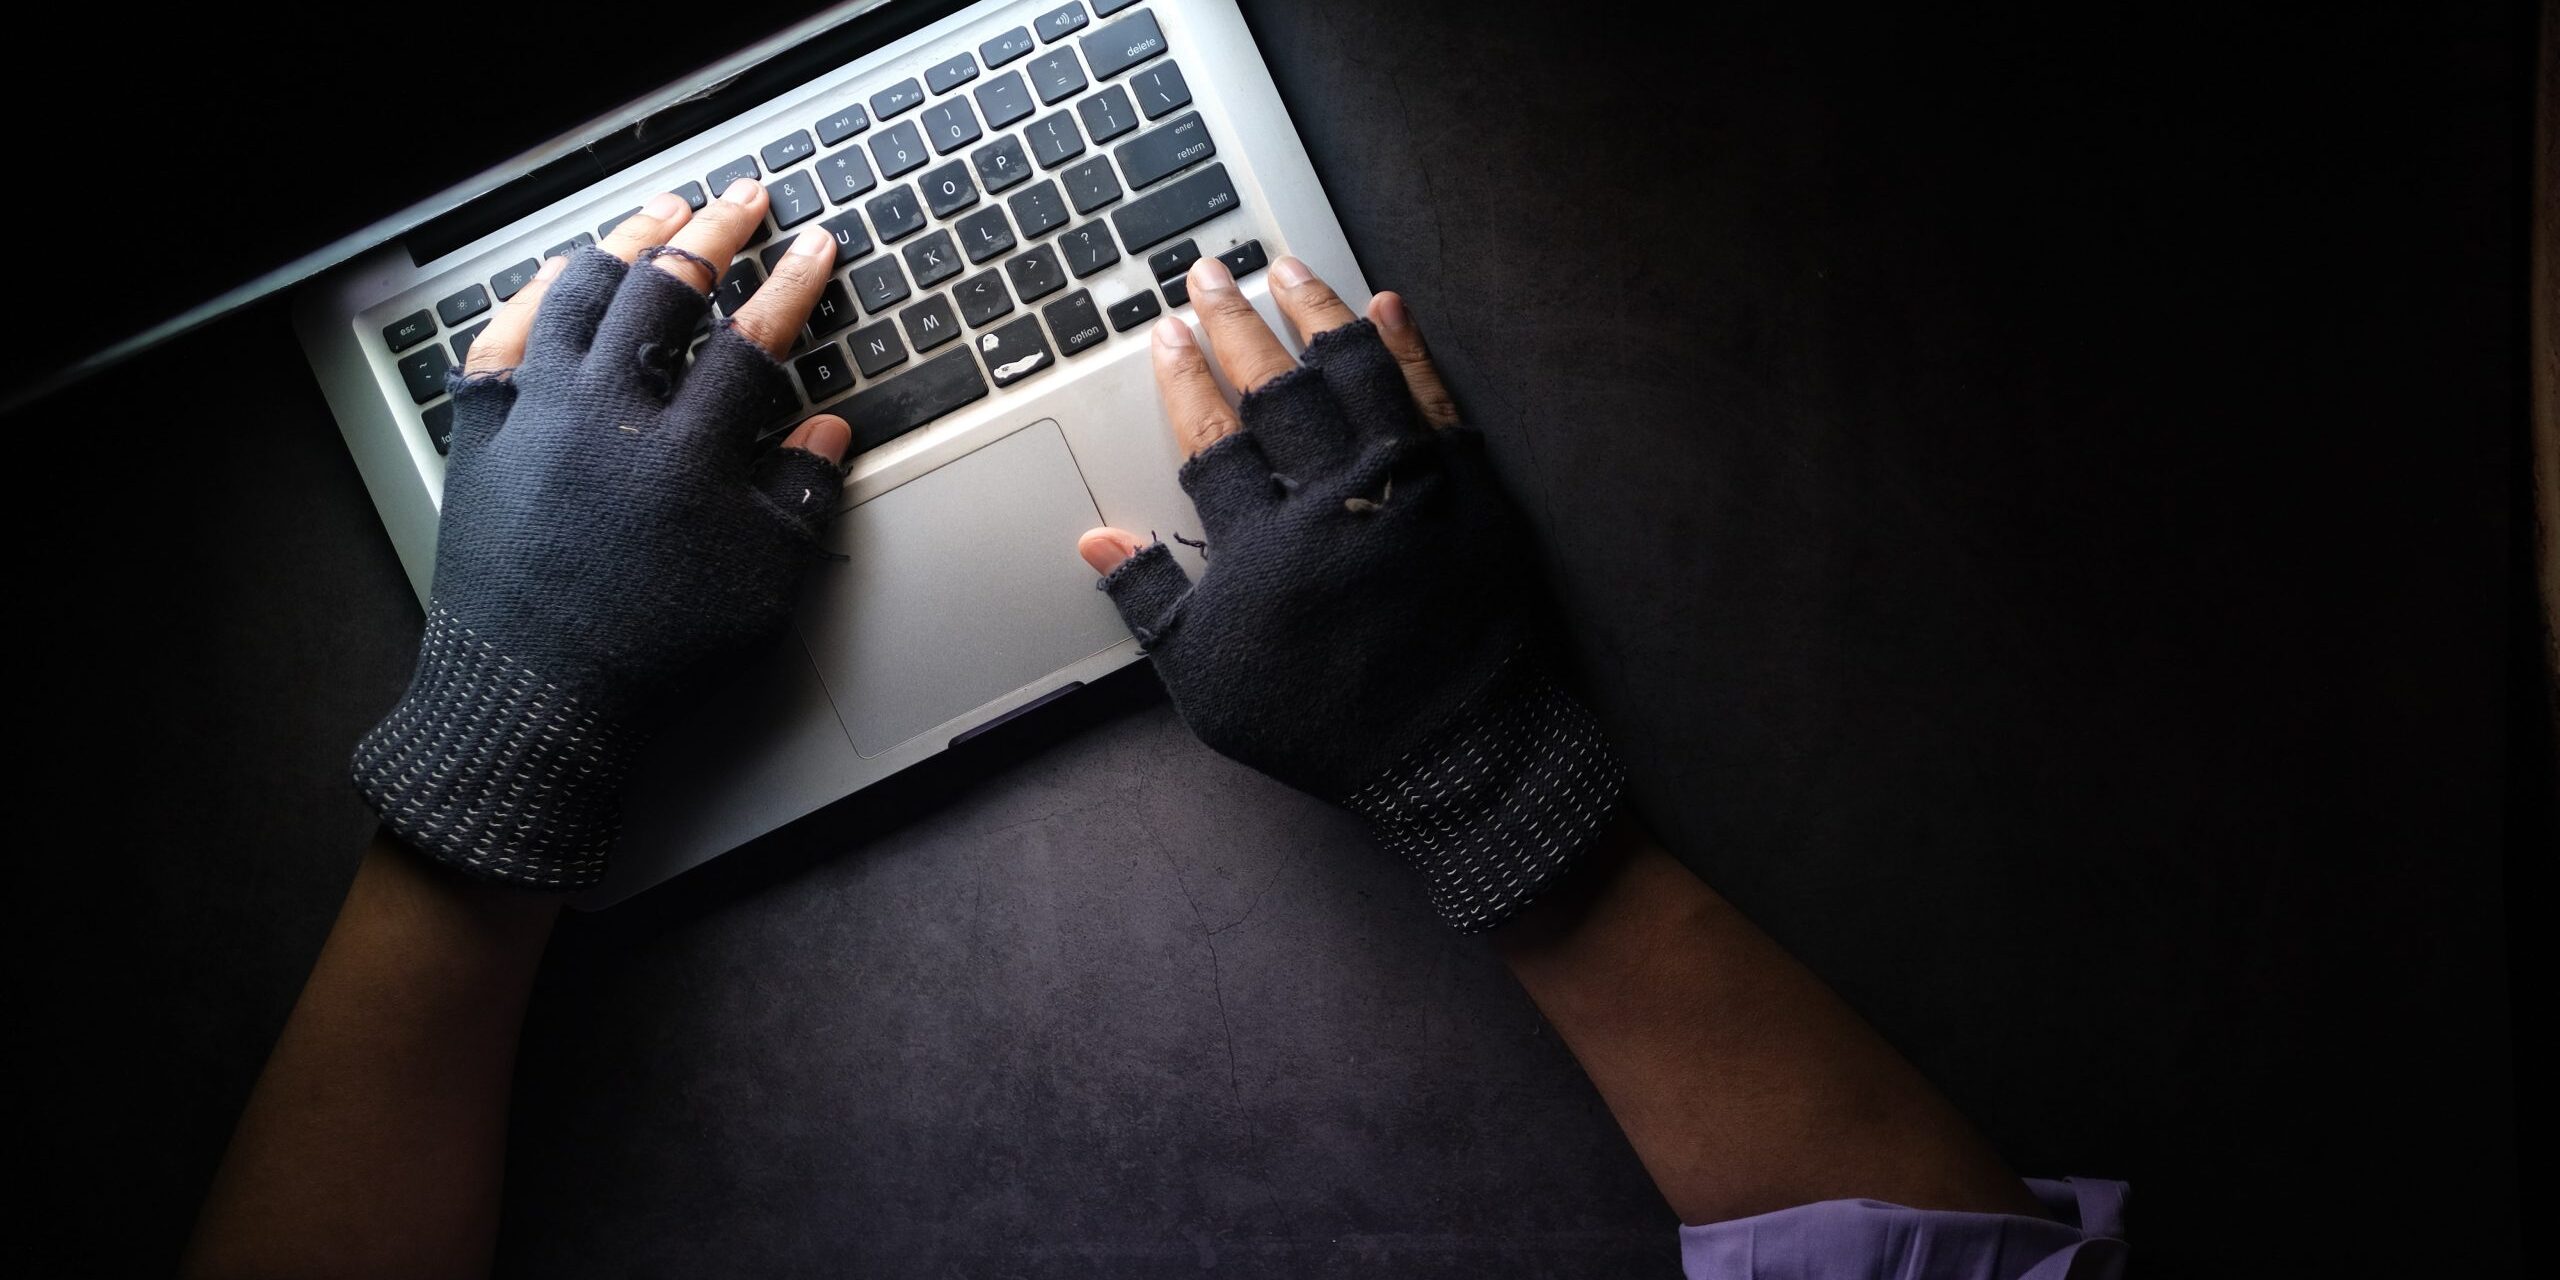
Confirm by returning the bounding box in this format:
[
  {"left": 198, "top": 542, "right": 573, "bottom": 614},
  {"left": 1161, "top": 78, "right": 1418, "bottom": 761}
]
[
  {"left": 544, "top": 232, "right": 595, "bottom": 261},
  {"left": 1130, "top": 60, "right": 1191, "bottom": 118},
  {"left": 396, "top": 345, "right": 451, "bottom": 405},
  {"left": 436, "top": 284, "right": 490, "bottom": 328},
  {"left": 1037, "top": 2, "right": 1088, "bottom": 42},
  {"left": 870, "top": 78, "right": 925, "bottom": 119},
  {"left": 1080, "top": 9, "right": 1165, "bottom": 80},
  {"left": 708, "top": 156, "right": 760, "bottom": 196},
  {"left": 491, "top": 259, "right": 542, "bottom": 300},
  {"left": 599, "top": 207, "right": 642, "bottom": 239},
  {"left": 924, "top": 51, "right": 979, "bottom": 94},
  {"left": 1093, "top": 0, "right": 1144, "bottom": 13},
  {"left": 450, "top": 320, "right": 489, "bottom": 363},
  {"left": 1107, "top": 290, "right": 1161, "bottom": 331},
  {"left": 980, "top": 25, "right": 1035, "bottom": 67},
  {"left": 675, "top": 181, "right": 709, "bottom": 210},
  {"left": 817, "top": 105, "right": 871, "bottom": 146},
  {"left": 1029, "top": 49, "right": 1087, "bottom": 104},
  {"left": 383, "top": 309, "right": 435, "bottom": 353},
  {"left": 762, "top": 129, "right": 817, "bottom": 170}
]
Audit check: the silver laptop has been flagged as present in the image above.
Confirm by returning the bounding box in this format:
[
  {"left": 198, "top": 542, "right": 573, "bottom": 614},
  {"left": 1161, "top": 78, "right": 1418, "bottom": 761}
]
[{"left": 292, "top": 0, "right": 1369, "bottom": 907}]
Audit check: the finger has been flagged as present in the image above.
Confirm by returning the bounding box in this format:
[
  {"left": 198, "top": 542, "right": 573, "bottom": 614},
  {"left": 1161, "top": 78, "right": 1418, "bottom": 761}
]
[
  {"left": 724, "top": 226, "right": 837, "bottom": 356},
  {"left": 752, "top": 415, "right": 850, "bottom": 529},
  {"left": 1187, "top": 254, "right": 1298, "bottom": 394},
  {"left": 598, "top": 190, "right": 694, "bottom": 263},
  {"left": 464, "top": 254, "right": 567, "bottom": 376},
  {"left": 653, "top": 178, "right": 771, "bottom": 293},
  {"left": 1078, "top": 527, "right": 1146, "bottom": 575},
  {"left": 1267, "top": 255, "right": 1360, "bottom": 344},
  {"left": 1095, "top": 540, "right": 1195, "bottom": 646},
  {"left": 779, "top": 413, "right": 851, "bottom": 465},
  {"left": 1367, "top": 292, "right": 1461, "bottom": 430},
  {"left": 1152, "top": 316, "right": 1242, "bottom": 455}
]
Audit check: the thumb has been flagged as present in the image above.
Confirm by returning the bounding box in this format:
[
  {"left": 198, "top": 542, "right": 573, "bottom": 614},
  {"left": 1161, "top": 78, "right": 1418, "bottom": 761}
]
[
  {"left": 1078, "top": 527, "right": 1147, "bottom": 575},
  {"left": 1079, "top": 527, "right": 1194, "bottom": 645}
]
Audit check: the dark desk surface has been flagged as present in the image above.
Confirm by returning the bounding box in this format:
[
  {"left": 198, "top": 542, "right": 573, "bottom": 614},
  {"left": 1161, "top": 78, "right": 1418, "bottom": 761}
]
[{"left": 13, "top": 1, "right": 2532, "bottom": 1274}]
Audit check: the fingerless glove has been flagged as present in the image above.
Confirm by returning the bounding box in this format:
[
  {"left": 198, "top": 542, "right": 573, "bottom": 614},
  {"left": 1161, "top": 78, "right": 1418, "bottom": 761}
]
[{"left": 1100, "top": 320, "right": 1625, "bottom": 931}]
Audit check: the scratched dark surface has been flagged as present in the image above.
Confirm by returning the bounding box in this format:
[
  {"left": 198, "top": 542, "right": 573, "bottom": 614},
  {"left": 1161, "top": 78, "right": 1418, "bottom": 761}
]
[{"left": 8, "top": 1, "right": 2533, "bottom": 1276}]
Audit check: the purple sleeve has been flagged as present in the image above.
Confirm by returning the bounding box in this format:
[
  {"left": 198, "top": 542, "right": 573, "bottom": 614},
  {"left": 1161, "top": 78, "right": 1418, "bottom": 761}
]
[{"left": 1678, "top": 1177, "right": 2130, "bottom": 1280}]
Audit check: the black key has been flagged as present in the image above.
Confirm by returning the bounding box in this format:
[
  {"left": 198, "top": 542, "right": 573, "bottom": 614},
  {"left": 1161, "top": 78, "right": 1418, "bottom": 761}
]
[
  {"left": 795, "top": 340, "right": 855, "bottom": 400},
  {"left": 1146, "top": 237, "right": 1200, "bottom": 279},
  {"left": 1027, "top": 112, "right": 1085, "bottom": 169},
  {"left": 1111, "top": 162, "right": 1236, "bottom": 251},
  {"left": 809, "top": 279, "right": 860, "bottom": 338},
  {"left": 707, "top": 156, "right": 760, "bottom": 197},
  {"left": 900, "top": 293, "right": 963, "bottom": 351},
  {"left": 1043, "top": 289, "right": 1107, "bottom": 356},
  {"left": 981, "top": 25, "right": 1036, "bottom": 67},
  {"left": 1078, "top": 85, "right": 1139, "bottom": 143},
  {"left": 767, "top": 171, "right": 825, "bottom": 229},
  {"left": 866, "top": 185, "right": 926, "bottom": 242},
  {"left": 870, "top": 120, "right": 930, "bottom": 178},
  {"left": 920, "top": 160, "right": 978, "bottom": 217},
  {"left": 1161, "top": 275, "right": 1189, "bottom": 308},
  {"left": 1028, "top": 49, "right": 1087, "bottom": 104},
  {"left": 545, "top": 232, "right": 596, "bottom": 260},
  {"left": 870, "top": 77, "right": 925, "bottom": 119},
  {"left": 422, "top": 400, "right": 455, "bottom": 455},
  {"left": 1061, "top": 157, "right": 1122, "bottom": 214},
  {"left": 955, "top": 270, "right": 1014, "bottom": 327},
  {"left": 841, "top": 346, "right": 988, "bottom": 452},
  {"left": 817, "top": 105, "right": 870, "bottom": 146},
  {"left": 762, "top": 129, "right": 817, "bottom": 171},
  {"left": 818, "top": 148, "right": 877, "bottom": 204},
  {"left": 1117, "top": 111, "right": 1214, "bottom": 189},
  {"left": 957, "top": 206, "right": 1017, "bottom": 263},
  {"left": 973, "top": 71, "right": 1035, "bottom": 130},
  {"left": 1037, "top": 2, "right": 1088, "bottom": 41},
  {"left": 903, "top": 230, "right": 963, "bottom": 289},
  {"left": 383, "top": 309, "right": 434, "bottom": 352},
  {"left": 925, "top": 51, "right": 979, "bottom": 94},
  {"left": 1081, "top": 9, "right": 1165, "bottom": 80},
  {"left": 599, "top": 207, "right": 642, "bottom": 239},
  {"left": 979, "top": 314, "right": 1055, "bottom": 388},
  {"left": 1107, "top": 290, "right": 1161, "bottom": 332},
  {"left": 1057, "top": 220, "right": 1120, "bottom": 277},
  {"left": 397, "top": 345, "right": 451, "bottom": 405},
  {"left": 920, "top": 98, "right": 982, "bottom": 155},
  {"left": 450, "top": 320, "right": 489, "bottom": 363},
  {"left": 1216, "top": 239, "right": 1268, "bottom": 279},
  {"left": 676, "top": 181, "right": 709, "bottom": 211},
  {"left": 1004, "top": 243, "right": 1068, "bottom": 302},
  {"left": 1130, "top": 60, "right": 1191, "bottom": 119},
  {"left": 1009, "top": 180, "right": 1071, "bottom": 238},
  {"left": 849, "top": 255, "right": 912, "bottom": 313},
  {"left": 821, "top": 208, "right": 874, "bottom": 261},
  {"left": 1093, "top": 0, "right": 1142, "bottom": 14},
  {"left": 491, "top": 259, "right": 541, "bottom": 301},
  {"left": 848, "top": 319, "right": 908, "bottom": 377},
  {"left": 970, "top": 136, "right": 1034, "bottom": 193},
  {"left": 713, "top": 258, "right": 765, "bottom": 316}
]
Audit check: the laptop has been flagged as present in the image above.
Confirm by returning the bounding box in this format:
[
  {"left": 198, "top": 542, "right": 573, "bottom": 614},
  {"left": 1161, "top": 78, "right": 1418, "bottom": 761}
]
[{"left": 291, "top": 0, "right": 1370, "bottom": 906}]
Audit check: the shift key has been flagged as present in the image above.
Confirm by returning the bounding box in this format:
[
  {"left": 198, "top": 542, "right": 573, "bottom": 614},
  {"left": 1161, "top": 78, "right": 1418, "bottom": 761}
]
[{"left": 1110, "top": 162, "right": 1238, "bottom": 252}]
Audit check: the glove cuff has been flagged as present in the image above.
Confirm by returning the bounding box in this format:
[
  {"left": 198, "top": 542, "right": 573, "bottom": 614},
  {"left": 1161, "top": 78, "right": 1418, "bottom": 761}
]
[
  {"left": 351, "top": 603, "right": 643, "bottom": 891},
  {"left": 1346, "top": 653, "right": 1627, "bottom": 933}
]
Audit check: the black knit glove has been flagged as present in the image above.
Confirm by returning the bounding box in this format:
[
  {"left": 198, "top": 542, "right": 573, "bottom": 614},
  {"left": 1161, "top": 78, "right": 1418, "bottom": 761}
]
[
  {"left": 353, "top": 246, "right": 842, "bottom": 890},
  {"left": 1099, "top": 320, "right": 1625, "bottom": 932}
]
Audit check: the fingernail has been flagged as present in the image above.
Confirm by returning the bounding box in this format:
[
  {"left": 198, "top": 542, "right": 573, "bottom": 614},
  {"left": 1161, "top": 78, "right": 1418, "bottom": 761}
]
[
  {"left": 1152, "top": 316, "right": 1194, "bottom": 349},
  {"left": 722, "top": 177, "right": 761, "bottom": 204},
  {"left": 1270, "top": 255, "right": 1310, "bottom": 288},
  {"left": 788, "top": 226, "right": 831, "bottom": 257},
  {"left": 643, "top": 191, "right": 688, "bottom": 220},
  {"left": 1191, "top": 254, "right": 1234, "bottom": 292},
  {"left": 1373, "top": 291, "right": 1409, "bottom": 332},
  {"left": 536, "top": 256, "right": 567, "bottom": 280}
]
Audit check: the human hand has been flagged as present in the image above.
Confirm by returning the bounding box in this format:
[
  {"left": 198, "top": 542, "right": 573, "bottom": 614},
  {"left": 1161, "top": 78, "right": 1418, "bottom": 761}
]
[
  {"left": 353, "top": 182, "right": 853, "bottom": 890},
  {"left": 1077, "top": 254, "right": 1624, "bottom": 932}
]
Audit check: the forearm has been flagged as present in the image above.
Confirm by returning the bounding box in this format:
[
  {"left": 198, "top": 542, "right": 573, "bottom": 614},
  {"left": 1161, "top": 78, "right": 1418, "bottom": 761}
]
[
  {"left": 184, "top": 831, "right": 560, "bottom": 1280},
  {"left": 1493, "top": 816, "right": 2045, "bottom": 1225}
]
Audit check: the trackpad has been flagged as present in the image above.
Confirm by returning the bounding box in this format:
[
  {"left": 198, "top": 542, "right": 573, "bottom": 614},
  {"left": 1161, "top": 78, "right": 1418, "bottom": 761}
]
[{"left": 799, "top": 421, "right": 1132, "bottom": 757}]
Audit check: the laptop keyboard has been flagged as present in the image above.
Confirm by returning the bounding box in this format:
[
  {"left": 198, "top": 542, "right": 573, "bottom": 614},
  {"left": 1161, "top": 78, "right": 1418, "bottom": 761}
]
[{"left": 381, "top": 0, "right": 1261, "bottom": 463}]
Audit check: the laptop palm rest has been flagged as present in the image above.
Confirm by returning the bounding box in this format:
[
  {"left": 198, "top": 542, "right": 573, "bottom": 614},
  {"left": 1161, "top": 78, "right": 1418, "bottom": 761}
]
[{"left": 798, "top": 419, "right": 1133, "bottom": 758}]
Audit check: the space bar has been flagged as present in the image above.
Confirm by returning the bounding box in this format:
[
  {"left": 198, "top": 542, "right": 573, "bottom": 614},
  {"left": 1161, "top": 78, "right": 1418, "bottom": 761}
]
[{"left": 841, "top": 348, "right": 990, "bottom": 453}]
